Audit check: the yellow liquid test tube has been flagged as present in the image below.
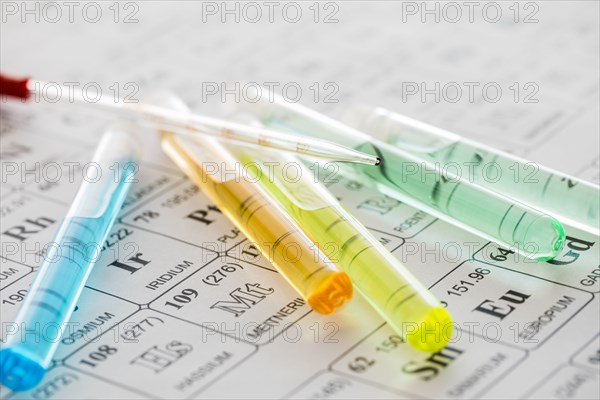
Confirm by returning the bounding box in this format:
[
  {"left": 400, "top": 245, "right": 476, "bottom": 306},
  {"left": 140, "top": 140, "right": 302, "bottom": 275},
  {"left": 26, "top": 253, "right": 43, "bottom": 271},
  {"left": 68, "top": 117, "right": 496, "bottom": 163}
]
[
  {"left": 228, "top": 118, "right": 452, "bottom": 352},
  {"left": 157, "top": 96, "right": 352, "bottom": 314}
]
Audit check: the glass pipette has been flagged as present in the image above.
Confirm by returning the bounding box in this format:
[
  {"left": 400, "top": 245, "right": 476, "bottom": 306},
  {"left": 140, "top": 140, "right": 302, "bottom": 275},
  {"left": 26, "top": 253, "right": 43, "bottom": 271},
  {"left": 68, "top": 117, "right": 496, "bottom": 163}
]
[
  {"left": 234, "top": 87, "right": 566, "bottom": 261},
  {"left": 228, "top": 113, "right": 452, "bottom": 352},
  {"left": 158, "top": 95, "right": 352, "bottom": 315},
  {"left": 0, "top": 124, "right": 140, "bottom": 391},
  {"left": 342, "top": 105, "right": 600, "bottom": 235},
  {"left": 0, "top": 73, "right": 378, "bottom": 165}
]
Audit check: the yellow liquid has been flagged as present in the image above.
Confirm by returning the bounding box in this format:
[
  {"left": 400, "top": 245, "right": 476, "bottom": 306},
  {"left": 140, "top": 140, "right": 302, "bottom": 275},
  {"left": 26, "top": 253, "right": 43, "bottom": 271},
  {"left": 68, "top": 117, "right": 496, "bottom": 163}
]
[
  {"left": 239, "top": 153, "right": 452, "bottom": 352},
  {"left": 292, "top": 206, "right": 451, "bottom": 352},
  {"left": 161, "top": 133, "right": 352, "bottom": 314}
]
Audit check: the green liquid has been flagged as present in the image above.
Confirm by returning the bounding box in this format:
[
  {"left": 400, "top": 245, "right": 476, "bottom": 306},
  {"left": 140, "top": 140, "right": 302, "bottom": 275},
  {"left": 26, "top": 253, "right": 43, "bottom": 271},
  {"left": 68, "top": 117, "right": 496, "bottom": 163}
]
[
  {"left": 348, "top": 107, "right": 599, "bottom": 234},
  {"left": 235, "top": 92, "right": 567, "bottom": 260},
  {"left": 254, "top": 115, "right": 565, "bottom": 261},
  {"left": 353, "top": 142, "right": 566, "bottom": 261},
  {"left": 403, "top": 139, "right": 599, "bottom": 234}
]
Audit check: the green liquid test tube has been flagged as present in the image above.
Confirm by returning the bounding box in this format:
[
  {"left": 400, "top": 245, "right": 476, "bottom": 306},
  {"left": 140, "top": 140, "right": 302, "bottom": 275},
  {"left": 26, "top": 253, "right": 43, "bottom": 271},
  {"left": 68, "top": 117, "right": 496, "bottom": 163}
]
[
  {"left": 234, "top": 88, "right": 566, "bottom": 261},
  {"left": 341, "top": 105, "right": 600, "bottom": 236},
  {"left": 225, "top": 128, "right": 452, "bottom": 352}
]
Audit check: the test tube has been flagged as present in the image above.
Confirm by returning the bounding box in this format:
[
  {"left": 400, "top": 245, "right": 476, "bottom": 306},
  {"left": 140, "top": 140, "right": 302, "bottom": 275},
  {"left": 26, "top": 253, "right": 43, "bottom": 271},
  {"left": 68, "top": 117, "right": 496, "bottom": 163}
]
[
  {"left": 158, "top": 96, "right": 352, "bottom": 315},
  {"left": 227, "top": 115, "right": 452, "bottom": 352},
  {"left": 0, "top": 124, "right": 140, "bottom": 391},
  {"left": 234, "top": 87, "right": 566, "bottom": 261},
  {"left": 341, "top": 105, "right": 600, "bottom": 235}
]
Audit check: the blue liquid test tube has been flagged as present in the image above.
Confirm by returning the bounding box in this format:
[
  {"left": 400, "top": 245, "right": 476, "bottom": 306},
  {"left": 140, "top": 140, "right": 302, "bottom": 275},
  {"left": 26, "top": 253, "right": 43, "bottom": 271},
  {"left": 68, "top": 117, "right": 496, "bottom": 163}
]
[{"left": 0, "top": 124, "right": 140, "bottom": 391}]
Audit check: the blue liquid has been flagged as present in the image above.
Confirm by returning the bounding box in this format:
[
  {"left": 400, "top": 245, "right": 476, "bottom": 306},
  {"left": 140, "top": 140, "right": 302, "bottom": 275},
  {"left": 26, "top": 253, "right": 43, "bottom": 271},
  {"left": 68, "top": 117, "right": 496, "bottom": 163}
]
[{"left": 0, "top": 164, "right": 134, "bottom": 391}]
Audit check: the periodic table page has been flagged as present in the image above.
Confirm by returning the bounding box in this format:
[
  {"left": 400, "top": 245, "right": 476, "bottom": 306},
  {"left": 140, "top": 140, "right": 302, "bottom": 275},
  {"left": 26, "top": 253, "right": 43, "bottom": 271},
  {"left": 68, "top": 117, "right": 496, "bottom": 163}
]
[{"left": 1, "top": 1, "right": 599, "bottom": 399}]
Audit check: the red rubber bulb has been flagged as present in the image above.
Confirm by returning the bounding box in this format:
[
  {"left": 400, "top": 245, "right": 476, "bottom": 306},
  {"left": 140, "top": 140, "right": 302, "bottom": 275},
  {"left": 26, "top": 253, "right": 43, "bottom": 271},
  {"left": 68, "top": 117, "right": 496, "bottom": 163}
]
[{"left": 0, "top": 73, "right": 31, "bottom": 100}]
